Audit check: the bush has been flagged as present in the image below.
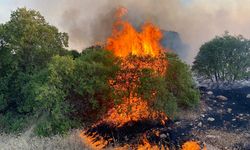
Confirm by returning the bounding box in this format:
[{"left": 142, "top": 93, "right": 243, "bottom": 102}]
[
  {"left": 166, "top": 53, "right": 200, "bottom": 108},
  {"left": 33, "top": 47, "right": 119, "bottom": 136},
  {"left": 136, "top": 53, "right": 199, "bottom": 118},
  {"left": 0, "top": 112, "right": 29, "bottom": 133},
  {"left": 35, "top": 116, "right": 75, "bottom": 136}
]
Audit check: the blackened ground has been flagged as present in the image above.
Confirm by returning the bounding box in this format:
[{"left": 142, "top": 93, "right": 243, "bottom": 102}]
[
  {"left": 201, "top": 87, "right": 250, "bottom": 131},
  {"left": 176, "top": 86, "right": 250, "bottom": 150},
  {"left": 84, "top": 119, "right": 203, "bottom": 149}
]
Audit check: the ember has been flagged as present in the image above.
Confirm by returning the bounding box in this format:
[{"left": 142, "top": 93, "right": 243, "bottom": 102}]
[{"left": 80, "top": 7, "right": 204, "bottom": 150}]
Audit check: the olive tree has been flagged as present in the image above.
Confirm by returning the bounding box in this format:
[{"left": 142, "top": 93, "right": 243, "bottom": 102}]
[{"left": 192, "top": 32, "right": 250, "bottom": 83}]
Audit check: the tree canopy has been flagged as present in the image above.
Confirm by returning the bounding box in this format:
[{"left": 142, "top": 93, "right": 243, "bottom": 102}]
[
  {"left": 192, "top": 32, "right": 250, "bottom": 83},
  {"left": 0, "top": 8, "right": 70, "bottom": 133}
]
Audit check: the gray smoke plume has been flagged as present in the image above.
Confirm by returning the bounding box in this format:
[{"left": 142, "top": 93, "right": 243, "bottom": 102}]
[{"left": 4, "top": 0, "right": 250, "bottom": 63}]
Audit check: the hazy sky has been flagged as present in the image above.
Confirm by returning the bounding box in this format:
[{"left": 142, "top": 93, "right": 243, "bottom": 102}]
[{"left": 1, "top": 0, "right": 250, "bottom": 63}]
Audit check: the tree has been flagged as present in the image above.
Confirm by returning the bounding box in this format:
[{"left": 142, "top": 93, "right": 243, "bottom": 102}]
[
  {"left": 192, "top": 32, "right": 250, "bottom": 83},
  {"left": 1, "top": 8, "right": 68, "bottom": 72},
  {"left": 0, "top": 8, "right": 69, "bottom": 132}
]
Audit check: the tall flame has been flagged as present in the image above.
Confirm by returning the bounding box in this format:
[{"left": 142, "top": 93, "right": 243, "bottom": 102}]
[{"left": 106, "top": 7, "right": 163, "bottom": 57}]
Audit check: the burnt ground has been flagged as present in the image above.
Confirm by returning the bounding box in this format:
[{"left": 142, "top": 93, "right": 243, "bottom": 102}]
[
  {"left": 83, "top": 87, "right": 250, "bottom": 150},
  {"left": 84, "top": 119, "right": 201, "bottom": 149},
  {"left": 177, "top": 87, "right": 250, "bottom": 150}
]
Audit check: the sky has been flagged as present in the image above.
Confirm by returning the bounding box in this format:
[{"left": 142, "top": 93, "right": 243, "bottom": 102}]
[{"left": 1, "top": 0, "right": 250, "bottom": 63}]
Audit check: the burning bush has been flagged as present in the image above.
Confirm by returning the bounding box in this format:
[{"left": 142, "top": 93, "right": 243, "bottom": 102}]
[
  {"left": 79, "top": 7, "right": 201, "bottom": 149},
  {"left": 31, "top": 45, "right": 199, "bottom": 136}
]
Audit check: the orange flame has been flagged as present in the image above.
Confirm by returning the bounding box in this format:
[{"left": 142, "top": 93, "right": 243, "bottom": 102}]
[
  {"left": 79, "top": 132, "right": 107, "bottom": 150},
  {"left": 80, "top": 7, "right": 169, "bottom": 149},
  {"left": 182, "top": 141, "right": 207, "bottom": 150},
  {"left": 106, "top": 7, "right": 163, "bottom": 57},
  {"left": 100, "top": 7, "right": 168, "bottom": 127},
  {"left": 101, "top": 56, "right": 167, "bottom": 127}
]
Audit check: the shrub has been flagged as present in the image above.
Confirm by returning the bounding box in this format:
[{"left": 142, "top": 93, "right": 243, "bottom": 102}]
[
  {"left": 0, "top": 112, "right": 29, "bottom": 133},
  {"left": 33, "top": 47, "right": 119, "bottom": 136},
  {"left": 165, "top": 53, "right": 200, "bottom": 108},
  {"left": 137, "top": 53, "right": 199, "bottom": 117}
]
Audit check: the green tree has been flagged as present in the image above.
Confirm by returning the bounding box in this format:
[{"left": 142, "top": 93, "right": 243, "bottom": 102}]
[
  {"left": 0, "top": 8, "right": 69, "bottom": 132},
  {"left": 1, "top": 8, "right": 68, "bottom": 72},
  {"left": 192, "top": 32, "right": 250, "bottom": 83}
]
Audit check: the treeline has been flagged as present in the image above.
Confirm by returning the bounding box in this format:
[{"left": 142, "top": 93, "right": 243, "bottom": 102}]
[
  {"left": 193, "top": 32, "right": 250, "bottom": 83},
  {"left": 0, "top": 8, "right": 199, "bottom": 136}
]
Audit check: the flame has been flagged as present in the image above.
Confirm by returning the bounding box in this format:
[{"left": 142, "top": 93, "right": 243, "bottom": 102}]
[
  {"left": 106, "top": 7, "right": 163, "bottom": 57},
  {"left": 101, "top": 56, "right": 167, "bottom": 127},
  {"left": 137, "top": 138, "right": 163, "bottom": 150},
  {"left": 101, "top": 7, "right": 167, "bottom": 127},
  {"left": 79, "top": 132, "right": 107, "bottom": 150},
  {"left": 80, "top": 7, "right": 170, "bottom": 149},
  {"left": 182, "top": 141, "right": 207, "bottom": 150}
]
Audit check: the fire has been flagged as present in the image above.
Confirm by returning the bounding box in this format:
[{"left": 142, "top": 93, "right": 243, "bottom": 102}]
[
  {"left": 106, "top": 7, "right": 163, "bottom": 57},
  {"left": 182, "top": 141, "right": 207, "bottom": 150},
  {"left": 101, "top": 56, "right": 167, "bottom": 127},
  {"left": 95, "top": 7, "right": 167, "bottom": 127},
  {"left": 79, "top": 7, "right": 204, "bottom": 150},
  {"left": 80, "top": 132, "right": 107, "bottom": 150}
]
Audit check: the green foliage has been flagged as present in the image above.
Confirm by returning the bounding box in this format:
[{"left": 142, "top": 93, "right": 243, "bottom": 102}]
[
  {"left": 2, "top": 8, "right": 68, "bottom": 72},
  {"left": 137, "top": 53, "right": 199, "bottom": 117},
  {"left": 34, "top": 48, "right": 119, "bottom": 136},
  {"left": 139, "top": 69, "right": 178, "bottom": 118},
  {"left": 166, "top": 53, "right": 200, "bottom": 108},
  {"left": 0, "top": 8, "right": 69, "bottom": 134},
  {"left": 35, "top": 118, "right": 72, "bottom": 137},
  {"left": 73, "top": 49, "right": 119, "bottom": 109},
  {"left": 192, "top": 32, "right": 250, "bottom": 83},
  {"left": 0, "top": 112, "right": 29, "bottom": 133}
]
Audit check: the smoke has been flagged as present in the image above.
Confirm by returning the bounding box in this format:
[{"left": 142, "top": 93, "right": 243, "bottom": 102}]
[{"left": 11, "top": 0, "right": 250, "bottom": 63}]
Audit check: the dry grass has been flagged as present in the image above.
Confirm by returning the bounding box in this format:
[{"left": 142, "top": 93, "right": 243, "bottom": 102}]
[{"left": 0, "top": 129, "right": 89, "bottom": 150}]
